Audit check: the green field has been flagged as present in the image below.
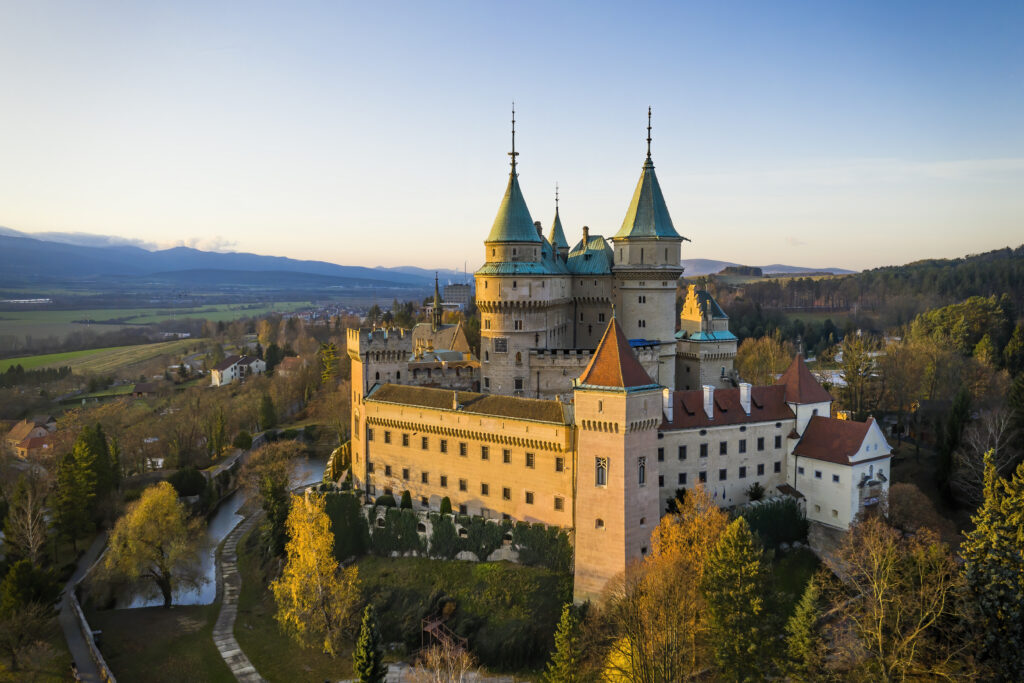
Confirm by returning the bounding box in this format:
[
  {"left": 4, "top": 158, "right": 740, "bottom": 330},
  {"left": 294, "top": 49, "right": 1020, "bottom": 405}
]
[
  {"left": 0, "top": 301, "right": 313, "bottom": 342},
  {"left": 0, "top": 339, "right": 201, "bottom": 374}
]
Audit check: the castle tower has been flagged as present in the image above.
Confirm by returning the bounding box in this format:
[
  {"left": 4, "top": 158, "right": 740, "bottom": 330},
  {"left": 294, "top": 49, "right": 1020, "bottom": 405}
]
[
  {"left": 777, "top": 354, "right": 833, "bottom": 433},
  {"left": 611, "top": 108, "right": 686, "bottom": 389},
  {"left": 675, "top": 284, "right": 738, "bottom": 390},
  {"left": 475, "top": 108, "right": 572, "bottom": 396},
  {"left": 573, "top": 317, "right": 663, "bottom": 603},
  {"left": 548, "top": 186, "right": 570, "bottom": 262}
]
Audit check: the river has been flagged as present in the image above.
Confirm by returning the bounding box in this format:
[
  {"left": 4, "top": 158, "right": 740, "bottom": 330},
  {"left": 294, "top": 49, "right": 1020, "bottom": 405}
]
[{"left": 117, "top": 453, "right": 327, "bottom": 609}]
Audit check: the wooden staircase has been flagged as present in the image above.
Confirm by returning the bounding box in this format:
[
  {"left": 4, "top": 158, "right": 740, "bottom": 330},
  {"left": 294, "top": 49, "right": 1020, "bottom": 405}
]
[{"left": 421, "top": 614, "right": 468, "bottom": 654}]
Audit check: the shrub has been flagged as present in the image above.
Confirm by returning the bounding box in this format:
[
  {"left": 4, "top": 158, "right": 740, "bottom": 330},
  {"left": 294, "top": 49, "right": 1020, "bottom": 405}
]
[
  {"left": 464, "top": 517, "right": 510, "bottom": 562},
  {"left": 439, "top": 496, "right": 452, "bottom": 516},
  {"left": 746, "top": 481, "right": 766, "bottom": 501},
  {"left": 167, "top": 467, "right": 207, "bottom": 497},
  {"left": 738, "top": 497, "right": 807, "bottom": 549},
  {"left": 400, "top": 490, "right": 412, "bottom": 510},
  {"left": 232, "top": 431, "right": 253, "bottom": 450},
  {"left": 324, "top": 492, "right": 370, "bottom": 561},
  {"left": 375, "top": 494, "right": 397, "bottom": 508},
  {"left": 512, "top": 522, "right": 573, "bottom": 572},
  {"left": 370, "top": 508, "right": 426, "bottom": 556},
  {"left": 429, "top": 514, "right": 461, "bottom": 560},
  {"left": 279, "top": 428, "right": 299, "bottom": 440}
]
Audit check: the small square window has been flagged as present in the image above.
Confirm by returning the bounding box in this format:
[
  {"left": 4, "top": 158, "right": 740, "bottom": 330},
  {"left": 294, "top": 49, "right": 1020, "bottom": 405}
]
[
  {"left": 459, "top": 442, "right": 468, "bottom": 456},
  {"left": 678, "top": 472, "right": 687, "bottom": 485},
  {"left": 658, "top": 474, "right": 665, "bottom": 488},
  {"left": 503, "top": 449, "right": 511, "bottom": 464},
  {"left": 832, "top": 474, "right": 840, "bottom": 483},
  {"left": 657, "top": 447, "right": 664, "bottom": 462},
  {"left": 440, "top": 439, "right": 448, "bottom": 453},
  {"left": 367, "top": 461, "right": 375, "bottom": 473},
  {"left": 774, "top": 461, "right": 781, "bottom": 473},
  {"left": 421, "top": 436, "right": 429, "bottom": 449},
  {"left": 719, "top": 441, "right": 728, "bottom": 455},
  {"left": 554, "top": 496, "right": 564, "bottom": 511},
  {"left": 481, "top": 483, "right": 489, "bottom": 496},
  {"left": 814, "top": 470, "right": 822, "bottom": 479},
  {"left": 832, "top": 509, "right": 839, "bottom": 518},
  {"left": 481, "top": 446, "right": 489, "bottom": 460},
  {"left": 757, "top": 463, "right": 765, "bottom": 476},
  {"left": 555, "top": 457, "right": 564, "bottom": 472},
  {"left": 678, "top": 445, "right": 687, "bottom": 460},
  {"left": 421, "top": 472, "right": 429, "bottom": 484},
  {"left": 420, "top": 496, "right": 428, "bottom": 507},
  {"left": 459, "top": 479, "right": 467, "bottom": 492},
  {"left": 719, "top": 468, "right": 727, "bottom": 481},
  {"left": 815, "top": 504, "right": 821, "bottom": 512},
  {"left": 502, "top": 487, "right": 511, "bottom": 500},
  {"left": 526, "top": 491, "right": 534, "bottom": 504},
  {"left": 700, "top": 443, "right": 708, "bottom": 458},
  {"left": 459, "top": 504, "right": 467, "bottom": 515},
  {"left": 402, "top": 468, "right": 410, "bottom": 480},
  {"left": 798, "top": 466, "right": 805, "bottom": 476},
  {"left": 526, "top": 452, "right": 535, "bottom": 469},
  {"left": 699, "top": 471, "right": 707, "bottom": 483},
  {"left": 402, "top": 433, "right": 409, "bottom": 447},
  {"left": 739, "top": 439, "right": 747, "bottom": 454},
  {"left": 367, "top": 428, "right": 374, "bottom": 441},
  {"left": 440, "top": 475, "right": 448, "bottom": 488},
  {"left": 739, "top": 466, "right": 747, "bottom": 479},
  {"left": 384, "top": 431, "right": 391, "bottom": 444}
]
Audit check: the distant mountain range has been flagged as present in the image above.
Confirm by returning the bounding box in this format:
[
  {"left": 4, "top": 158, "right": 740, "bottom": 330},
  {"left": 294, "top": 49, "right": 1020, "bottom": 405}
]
[
  {"left": 680, "top": 259, "right": 856, "bottom": 277},
  {"left": 0, "top": 226, "right": 851, "bottom": 290}
]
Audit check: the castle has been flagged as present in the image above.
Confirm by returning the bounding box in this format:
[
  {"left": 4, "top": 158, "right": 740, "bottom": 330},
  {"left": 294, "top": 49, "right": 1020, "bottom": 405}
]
[{"left": 347, "top": 113, "right": 891, "bottom": 602}]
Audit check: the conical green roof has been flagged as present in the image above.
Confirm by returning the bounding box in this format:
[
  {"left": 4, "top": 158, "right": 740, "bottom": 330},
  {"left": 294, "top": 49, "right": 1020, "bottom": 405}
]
[
  {"left": 486, "top": 173, "right": 541, "bottom": 243},
  {"left": 548, "top": 208, "right": 569, "bottom": 250},
  {"left": 613, "top": 157, "right": 681, "bottom": 240}
]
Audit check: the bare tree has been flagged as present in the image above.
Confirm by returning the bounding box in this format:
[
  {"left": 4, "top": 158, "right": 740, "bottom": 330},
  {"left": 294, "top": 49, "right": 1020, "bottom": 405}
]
[
  {"left": 412, "top": 641, "right": 478, "bottom": 683},
  {"left": 2, "top": 470, "right": 52, "bottom": 564},
  {"left": 951, "top": 408, "right": 1019, "bottom": 507}
]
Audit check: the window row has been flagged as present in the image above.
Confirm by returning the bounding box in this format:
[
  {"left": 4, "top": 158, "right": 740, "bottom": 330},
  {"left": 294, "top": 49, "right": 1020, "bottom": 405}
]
[
  {"left": 367, "top": 430, "right": 564, "bottom": 472},
  {"left": 657, "top": 436, "right": 784, "bottom": 462},
  {"left": 373, "top": 476, "right": 566, "bottom": 511},
  {"left": 658, "top": 461, "right": 783, "bottom": 487}
]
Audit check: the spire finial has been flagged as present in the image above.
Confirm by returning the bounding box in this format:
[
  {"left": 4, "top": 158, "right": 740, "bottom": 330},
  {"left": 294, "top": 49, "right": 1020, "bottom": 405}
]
[
  {"left": 555, "top": 182, "right": 559, "bottom": 212},
  {"left": 646, "top": 106, "right": 652, "bottom": 159},
  {"left": 509, "top": 102, "right": 519, "bottom": 176}
]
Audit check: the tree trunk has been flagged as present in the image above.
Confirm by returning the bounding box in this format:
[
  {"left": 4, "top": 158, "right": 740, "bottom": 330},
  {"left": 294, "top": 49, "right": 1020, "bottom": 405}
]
[{"left": 157, "top": 576, "right": 173, "bottom": 608}]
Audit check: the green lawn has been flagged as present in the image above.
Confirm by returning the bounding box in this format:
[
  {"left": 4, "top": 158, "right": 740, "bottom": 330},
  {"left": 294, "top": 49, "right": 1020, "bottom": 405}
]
[
  {"left": 0, "top": 339, "right": 200, "bottom": 374},
  {"left": 86, "top": 604, "right": 234, "bottom": 683},
  {"left": 0, "top": 346, "right": 122, "bottom": 372}
]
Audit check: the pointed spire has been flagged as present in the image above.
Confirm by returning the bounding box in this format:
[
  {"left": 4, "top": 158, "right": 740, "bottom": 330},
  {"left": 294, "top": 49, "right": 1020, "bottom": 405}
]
[
  {"left": 548, "top": 182, "right": 569, "bottom": 252},
  {"left": 776, "top": 355, "right": 833, "bottom": 404},
  {"left": 613, "top": 107, "right": 683, "bottom": 241},
  {"left": 577, "top": 318, "right": 656, "bottom": 390},
  {"left": 509, "top": 102, "right": 519, "bottom": 176},
  {"left": 431, "top": 273, "right": 442, "bottom": 332}
]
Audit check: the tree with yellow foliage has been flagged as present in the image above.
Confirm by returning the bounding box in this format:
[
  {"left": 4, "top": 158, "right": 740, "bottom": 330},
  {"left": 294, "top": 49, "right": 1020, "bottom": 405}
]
[
  {"left": 272, "top": 493, "right": 361, "bottom": 657},
  {"left": 103, "top": 481, "right": 205, "bottom": 607},
  {"left": 604, "top": 486, "right": 728, "bottom": 680}
]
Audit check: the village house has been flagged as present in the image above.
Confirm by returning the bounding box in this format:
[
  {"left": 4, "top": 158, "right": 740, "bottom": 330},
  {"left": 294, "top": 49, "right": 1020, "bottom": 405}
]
[{"left": 210, "top": 355, "right": 267, "bottom": 387}]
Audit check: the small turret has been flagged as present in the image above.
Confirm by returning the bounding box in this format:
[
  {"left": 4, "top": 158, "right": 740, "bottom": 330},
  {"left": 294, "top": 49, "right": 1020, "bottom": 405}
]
[{"left": 431, "top": 273, "right": 443, "bottom": 332}]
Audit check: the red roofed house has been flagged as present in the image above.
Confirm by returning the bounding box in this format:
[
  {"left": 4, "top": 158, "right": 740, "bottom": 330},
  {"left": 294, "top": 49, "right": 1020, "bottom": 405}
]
[
  {"left": 5, "top": 417, "right": 53, "bottom": 451},
  {"left": 792, "top": 415, "right": 891, "bottom": 528},
  {"left": 15, "top": 435, "right": 54, "bottom": 459}
]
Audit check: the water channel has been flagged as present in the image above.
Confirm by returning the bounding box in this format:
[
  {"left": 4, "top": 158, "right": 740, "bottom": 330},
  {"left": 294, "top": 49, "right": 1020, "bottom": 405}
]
[{"left": 118, "top": 453, "right": 327, "bottom": 609}]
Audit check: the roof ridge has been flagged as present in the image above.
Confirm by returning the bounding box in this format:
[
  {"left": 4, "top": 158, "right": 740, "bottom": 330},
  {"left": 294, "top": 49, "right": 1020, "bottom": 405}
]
[{"left": 577, "top": 318, "right": 656, "bottom": 390}]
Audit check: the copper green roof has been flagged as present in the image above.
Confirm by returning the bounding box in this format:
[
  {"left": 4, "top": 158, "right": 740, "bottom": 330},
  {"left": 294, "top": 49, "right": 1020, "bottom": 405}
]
[
  {"left": 486, "top": 173, "right": 542, "bottom": 244},
  {"left": 475, "top": 261, "right": 559, "bottom": 276},
  {"left": 694, "top": 289, "right": 728, "bottom": 319},
  {"left": 613, "top": 157, "right": 683, "bottom": 240},
  {"left": 567, "top": 234, "right": 614, "bottom": 275},
  {"left": 548, "top": 208, "right": 569, "bottom": 251}
]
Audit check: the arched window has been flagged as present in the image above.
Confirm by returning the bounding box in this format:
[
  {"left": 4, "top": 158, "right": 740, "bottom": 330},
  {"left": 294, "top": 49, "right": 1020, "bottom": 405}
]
[
  {"left": 375, "top": 371, "right": 380, "bottom": 380},
  {"left": 595, "top": 457, "right": 608, "bottom": 486},
  {"left": 396, "top": 371, "right": 401, "bottom": 380},
  {"left": 515, "top": 351, "right": 522, "bottom": 366}
]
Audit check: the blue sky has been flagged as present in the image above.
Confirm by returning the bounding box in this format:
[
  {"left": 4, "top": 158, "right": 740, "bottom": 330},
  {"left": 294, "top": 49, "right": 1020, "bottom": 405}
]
[{"left": 0, "top": 1, "right": 1021, "bottom": 271}]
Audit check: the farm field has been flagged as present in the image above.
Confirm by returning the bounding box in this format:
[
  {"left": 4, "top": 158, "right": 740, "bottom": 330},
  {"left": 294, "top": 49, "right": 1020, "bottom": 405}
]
[
  {"left": 0, "top": 338, "right": 201, "bottom": 374},
  {"left": 0, "top": 300, "right": 313, "bottom": 344}
]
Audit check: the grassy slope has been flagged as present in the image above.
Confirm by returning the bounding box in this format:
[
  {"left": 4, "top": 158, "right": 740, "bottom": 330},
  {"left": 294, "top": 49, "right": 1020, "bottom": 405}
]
[
  {"left": 0, "top": 339, "right": 199, "bottom": 373},
  {"left": 87, "top": 604, "right": 233, "bottom": 683}
]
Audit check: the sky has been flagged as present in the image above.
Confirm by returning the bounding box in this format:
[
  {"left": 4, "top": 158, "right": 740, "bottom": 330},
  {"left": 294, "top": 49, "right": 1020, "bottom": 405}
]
[{"left": 0, "top": 1, "right": 1021, "bottom": 272}]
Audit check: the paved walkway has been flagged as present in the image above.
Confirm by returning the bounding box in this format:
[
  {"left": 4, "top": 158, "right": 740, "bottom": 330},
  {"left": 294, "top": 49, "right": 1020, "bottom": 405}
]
[
  {"left": 58, "top": 532, "right": 108, "bottom": 683},
  {"left": 213, "top": 512, "right": 265, "bottom": 682}
]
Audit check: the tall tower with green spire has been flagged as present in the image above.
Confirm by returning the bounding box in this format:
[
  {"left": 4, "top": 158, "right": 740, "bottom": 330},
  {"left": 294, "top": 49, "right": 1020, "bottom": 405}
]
[{"left": 611, "top": 108, "right": 687, "bottom": 389}]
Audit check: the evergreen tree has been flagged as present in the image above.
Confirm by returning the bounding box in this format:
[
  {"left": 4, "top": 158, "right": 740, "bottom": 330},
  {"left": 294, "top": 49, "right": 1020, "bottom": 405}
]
[
  {"left": 543, "top": 602, "right": 583, "bottom": 683},
  {"left": 1004, "top": 323, "right": 1024, "bottom": 376},
  {"left": 400, "top": 490, "right": 412, "bottom": 509},
  {"left": 259, "top": 394, "right": 277, "bottom": 430},
  {"left": 961, "top": 451, "right": 1024, "bottom": 679},
  {"left": 974, "top": 334, "right": 997, "bottom": 367},
  {"left": 701, "top": 517, "right": 774, "bottom": 682},
  {"left": 937, "top": 387, "right": 970, "bottom": 493},
  {"left": 54, "top": 450, "right": 94, "bottom": 551},
  {"left": 785, "top": 577, "right": 827, "bottom": 681},
  {"left": 439, "top": 496, "right": 452, "bottom": 516},
  {"left": 0, "top": 560, "right": 60, "bottom": 613},
  {"left": 352, "top": 604, "right": 387, "bottom": 683}
]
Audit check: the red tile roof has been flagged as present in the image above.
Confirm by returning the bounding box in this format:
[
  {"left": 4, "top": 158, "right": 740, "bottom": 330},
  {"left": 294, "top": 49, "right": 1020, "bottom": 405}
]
[
  {"left": 18, "top": 436, "right": 52, "bottom": 451},
  {"left": 661, "top": 384, "right": 795, "bottom": 429},
  {"left": 576, "top": 319, "right": 655, "bottom": 390},
  {"left": 777, "top": 355, "right": 833, "bottom": 404},
  {"left": 793, "top": 416, "right": 874, "bottom": 465}
]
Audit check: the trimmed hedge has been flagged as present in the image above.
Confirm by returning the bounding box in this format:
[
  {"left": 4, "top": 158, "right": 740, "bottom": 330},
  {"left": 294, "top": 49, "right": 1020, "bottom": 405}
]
[
  {"left": 512, "top": 522, "right": 573, "bottom": 572},
  {"left": 738, "top": 497, "right": 808, "bottom": 549},
  {"left": 324, "top": 492, "right": 369, "bottom": 561},
  {"left": 370, "top": 507, "right": 426, "bottom": 556}
]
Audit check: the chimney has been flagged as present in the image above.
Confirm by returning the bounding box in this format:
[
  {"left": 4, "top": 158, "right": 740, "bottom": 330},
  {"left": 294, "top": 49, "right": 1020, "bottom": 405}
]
[
  {"left": 452, "top": 391, "right": 459, "bottom": 410},
  {"left": 702, "top": 385, "right": 714, "bottom": 420},
  {"left": 662, "top": 387, "right": 673, "bottom": 422},
  {"left": 534, "top": 221, "right": 543, "bottom": 237},
  {"left": 582, "top": 225, "right": 590, "bottom": 244},
  {"left": 739, "top": 383, "right": 752, "bottom": 415}
]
